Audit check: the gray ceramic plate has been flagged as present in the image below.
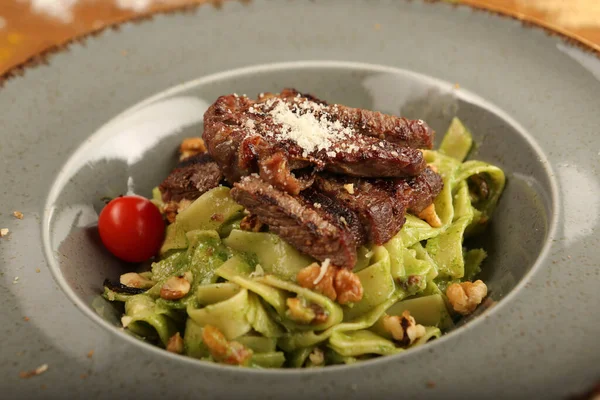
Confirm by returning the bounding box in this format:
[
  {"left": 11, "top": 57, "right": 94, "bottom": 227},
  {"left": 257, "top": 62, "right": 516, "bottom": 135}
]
[{"left": 1, "top": 1, "right": 599, "bottom": 399}]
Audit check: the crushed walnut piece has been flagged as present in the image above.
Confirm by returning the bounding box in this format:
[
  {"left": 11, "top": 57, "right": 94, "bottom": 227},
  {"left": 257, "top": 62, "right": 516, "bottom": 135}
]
[
  {"left": 19, "top": 364, "right": 48, "bottom": 379},
  {"left": 446, "top": 280, "right": 488, "bottom": 315},
  {"left": 166, "top": 332, "right": 184, "bottom": 354},
  {"left": 240, "top": 214, "right": 265, "bottom": 232},
  {"left": 163, "top": 199, "right": 194, "bottom": 224},
  {"left": 417, "top": 203, "right": 442, "bottom": 228},
  {"left": 202, "top": 325, "right": 253, "bottom": 365},
  {"left": 309, "top": 303, "right": 329, "bottom": 324},
  {"left": 296, "top": 262, "right": 337, "bottom": 301},
  {"left": 382, "top": 310, "right": 426, "bottom": 346},
  {"left": 285, "top": 297, "right": 328, "bottom": 324},
  {"left": 13, "top": 211, "right": 24, "bottom": 219},
  {"left": 120, "top": 273, "right": 155, "bottom": 289},
  {"left": 286, "top": 297, "right": 317, "bottom": 324},
  {"left": 334, "top": 268, "right": 363, "bottom": 305},
  {"left": 296, "top": 262, "right": 363, "bottom": 305},
  {"left": 179, "top": 137, "right": 207, "bottom": 161},
  {"left": 163, "top": 201, "right": 179, "bottom": 224},
  {"left": 160, "top": 272, "right": 193, "bottom": 300},
  {"left": 343, "top": 183, "right": 355, "bottom": 194},
  {"left": 308, "top": 347, "right": 325, "bottom": 366}
]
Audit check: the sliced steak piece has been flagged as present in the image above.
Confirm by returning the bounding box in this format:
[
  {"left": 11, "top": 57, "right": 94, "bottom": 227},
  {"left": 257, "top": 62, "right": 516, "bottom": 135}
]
[
  {"left": 327, "top": 105, "right": 434, "bottom": 149},
  {"left": 202, "top": 94, "right": 259, "bottom": 184},
  {"left": 318, "top": 136, "right": 426, "bottom": 178},
  {"left": 230, "top": 175, "right": 358, "bottom": 269},
  {"left": 301, "top": 187, "right": 367, "bottom": 246},
  {"left": 391, "top": 167, "right": 444, "bottom": 214},
  {"left": 158, "top": 153, "right": 223, "bottom": 203},
  {"left": 203, "top": 94, "right": 426, "bottom": 195},
  {"left": 313, "top": 175, "right": 406, "bottom": 245}
]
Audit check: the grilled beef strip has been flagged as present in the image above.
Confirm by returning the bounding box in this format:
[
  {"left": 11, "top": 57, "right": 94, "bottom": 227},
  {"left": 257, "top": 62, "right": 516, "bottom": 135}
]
[
  {"left": 202, "top": 93, "right": 427, "bottom": 194},
  {"left": 158, "top": 153, "right": 224, "bottom": 203},
  {"left": 230, "top": 175, "right": 359, "bottom": 269},
  {"left": 313, "top": 175, "right": 406, "bottom": 246},
  {"left": 301, "top": 187, "right": 367, "bottom": 247},
  {"left": 313, "top": 166, "right": 443, "bottom": 244},
  {"left": 273, "top": 88, "right": 435, "bottom": 149},
  {"left": 390, "top": 167, "right": 444, "bottom": 214}
]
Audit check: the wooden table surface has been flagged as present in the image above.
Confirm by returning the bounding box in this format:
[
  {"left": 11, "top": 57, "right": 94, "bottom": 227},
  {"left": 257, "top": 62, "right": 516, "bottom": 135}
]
[{"left": 1, "top": 0, "right": 600, "bottom": 75}]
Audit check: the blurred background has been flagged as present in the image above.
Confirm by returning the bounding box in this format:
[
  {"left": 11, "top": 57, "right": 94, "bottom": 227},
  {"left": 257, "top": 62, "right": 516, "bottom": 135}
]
[{"left": 1, "top": 0, "right": 600, "bottom": 74}]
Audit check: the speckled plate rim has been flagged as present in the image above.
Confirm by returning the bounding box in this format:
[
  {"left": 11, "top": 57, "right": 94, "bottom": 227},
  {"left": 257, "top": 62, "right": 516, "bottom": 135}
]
[
  {"left": 1, "top": 0, "right": 599, "bottom": 83},
  {"left": 40, "top": 60, "right": 561, "bottom": 374}
]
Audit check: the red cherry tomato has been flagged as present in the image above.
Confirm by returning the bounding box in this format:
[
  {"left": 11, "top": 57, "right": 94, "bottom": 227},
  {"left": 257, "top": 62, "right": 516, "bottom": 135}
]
[{"left": 98, "top": 196, "right": 165, "bottom": 263}]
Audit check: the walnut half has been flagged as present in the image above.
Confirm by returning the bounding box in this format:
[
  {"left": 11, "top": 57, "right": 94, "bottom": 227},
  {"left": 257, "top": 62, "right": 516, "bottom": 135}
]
[
  {"left": 296, "top": 262, "right": 363, "bottom": 305},
  {"left": 179, "top": 137, "right": 207, "bottom": 160},
  {"left": 160, "top": 272, "right": 193, "bottom": 300},
  {"left": 296, "top": 262, "right": 337, "bottom": 301},
  {"left": 201, "top": 325, "right": 253, "bottom": 365},
  {"left": 382, "top": 310, "right": 426, "bottom": 346},
  {"left": 334, "top": 268, "right": 363, "bottom": 305},
  {"left": 446, "top": 280, "right": 488, "bottom": 315},
  {"left": 166, "top": 332, "right": 184, "bottom": 354},
  {"left": 120, "top": 273, "right": 155, "bottom": 289}
]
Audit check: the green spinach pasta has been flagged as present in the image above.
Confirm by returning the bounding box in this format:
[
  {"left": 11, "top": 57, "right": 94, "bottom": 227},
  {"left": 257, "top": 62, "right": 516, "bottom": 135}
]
[{"left": 103, "top": 116, "right": 505, "bottom": 368}]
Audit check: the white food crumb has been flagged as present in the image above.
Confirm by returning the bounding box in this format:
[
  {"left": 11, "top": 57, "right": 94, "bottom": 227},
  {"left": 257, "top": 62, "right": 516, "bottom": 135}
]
[
  {"left": 249, "top": 264, "right": 265, "bottom": 278},
  {"left": 343, "top": 183, "right": 355, "bottom": 194},
  {"left": 13, "top": 276, "right": 19, "bottom": 284},
  {"left": 35, "top": 364, "right": 48, "bottom": 375},
  {"left": 0, "top": 228, "right": 9, "bottom": 237},
  {"left": 313, "top": 259, "right": 330, "bottom": 285},
  {"left": 121, "top": 316, "right": 133, "bottom": 328}
]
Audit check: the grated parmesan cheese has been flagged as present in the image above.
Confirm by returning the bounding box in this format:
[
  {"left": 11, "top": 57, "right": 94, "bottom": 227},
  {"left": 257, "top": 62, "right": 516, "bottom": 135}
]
[
  {"left": 313, "top": 259, "right": 331, "bottom": 285},
  {"left": 267, "top": 100, "right": 354, "bottom": 155}
]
